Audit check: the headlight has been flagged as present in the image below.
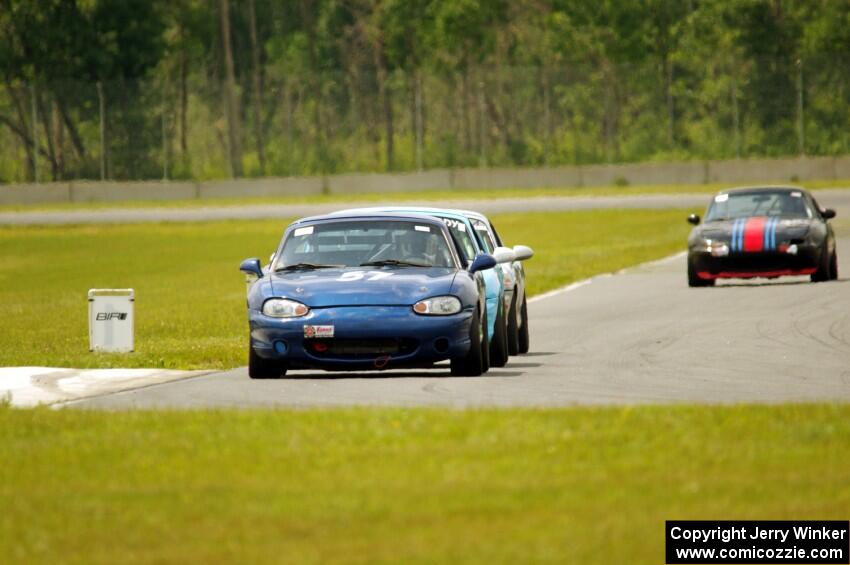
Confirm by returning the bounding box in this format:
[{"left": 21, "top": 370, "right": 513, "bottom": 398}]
[
  {"left": 262, "top": 298, "right": 309, "bottom": 318},
  {"left": 695, "top": 239, "right": 729, "bottom": 257},
  {"left": 413, "top": 296, "right": 462, "bottom": 315}
]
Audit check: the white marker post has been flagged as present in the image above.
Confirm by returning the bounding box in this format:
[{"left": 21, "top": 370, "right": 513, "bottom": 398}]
[{"left": 88, "top": 289, "right": 135, "bottom": 352}]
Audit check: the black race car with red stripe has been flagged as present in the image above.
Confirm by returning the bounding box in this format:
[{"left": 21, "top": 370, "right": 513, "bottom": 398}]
[{"left": 687, "top": 186, "right": 837, "bottom": 287}]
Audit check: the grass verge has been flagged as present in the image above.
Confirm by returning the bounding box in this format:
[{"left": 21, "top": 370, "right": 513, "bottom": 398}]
[
  {"left": 0, "top": 209, "right": 694, "bottom": 369},
  {"left": 1, "top": 179, "right": 848, "bottom": 213},
  {"left": 1, "top": 403, "right": 848, "bottom": 564}
]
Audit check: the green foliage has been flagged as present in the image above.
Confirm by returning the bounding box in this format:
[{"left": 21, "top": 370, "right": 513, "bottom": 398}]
[{"left": 3, "top": 1, "right": 850, "bottom": 182}]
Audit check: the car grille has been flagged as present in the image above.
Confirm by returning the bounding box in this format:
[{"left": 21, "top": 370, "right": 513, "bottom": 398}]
[
  {"left": 712, "top": 254, "right": 813, "bottom": 272},
  {"left": 306, "top": 338, "right": 418, "bottom": 358}
]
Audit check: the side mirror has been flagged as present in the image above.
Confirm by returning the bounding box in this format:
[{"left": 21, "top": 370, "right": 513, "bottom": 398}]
[
  {"left": 492, "top": 246, "right": 516, "bottom": 264},
  {"left": 687, "top": 214, "right": 701, "bottom": 225},
  {"left": 513, "top": 244, "right": 534, "bottom": 261},
  {"left": 469, "top": 253, "right": 497, "bottom": 273},
  {"left": 823, "top": 208, "right": 836, "bottom": 220},
  {"left": 240, "top": 257, "right": 263, "bottom": 278}
]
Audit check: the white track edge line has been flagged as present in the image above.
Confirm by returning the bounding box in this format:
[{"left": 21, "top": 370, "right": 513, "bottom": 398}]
[
  {"left": 528, "top": 279, "right": 593, "bottom": 303},
  {"left": 527, "top": 250, "right": 686, "bottom": 304}
]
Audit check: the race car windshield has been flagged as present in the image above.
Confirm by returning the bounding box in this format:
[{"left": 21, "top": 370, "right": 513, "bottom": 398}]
[
  {"left": 275, "top": 220, "right": 456, "bottom": 270},
  {"left": 705, "top": 192, "right": 814, "bottom": 221}
]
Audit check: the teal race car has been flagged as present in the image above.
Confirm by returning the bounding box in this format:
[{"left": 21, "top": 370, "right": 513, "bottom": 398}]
[
  {"left": 459, "top": 210, "right": 534, "bottom": 355},
  {"left": 333, "top": 206, "right": 516, "bottom": 367}
]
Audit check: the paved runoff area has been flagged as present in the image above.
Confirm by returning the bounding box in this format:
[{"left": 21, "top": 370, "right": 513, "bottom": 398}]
[
  {"left": 0, "top": 367, "right": 208, "bottom": 407},
  {"left": 67, "top": 238, "right": 850, "bottom": 409},
  {"left": 3, "top": 189, "right": 850, "bottom": 226}
]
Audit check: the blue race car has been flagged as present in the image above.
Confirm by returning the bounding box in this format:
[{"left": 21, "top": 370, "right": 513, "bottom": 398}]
[
  {"left": 330, "top": 206, "right": 516, "bottom": 368},
  {"left": 239, "top": 213, "right": 497, "bottom": 378}
]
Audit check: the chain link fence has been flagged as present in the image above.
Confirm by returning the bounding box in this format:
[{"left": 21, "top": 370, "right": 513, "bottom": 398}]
[{"left": 2, "top": 58, "right": 849, "bottom": 184}]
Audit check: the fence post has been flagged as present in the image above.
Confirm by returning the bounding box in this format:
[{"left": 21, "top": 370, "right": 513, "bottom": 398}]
[
  {"left": 796, "top": 59, "right": 805, "bottom": 156},
  {"left": 732, "top": 76, "right": 741, "bottom": 159},
  {"left": 542, "top": 71, "right": 548, "bottom": 162},
  {"left": 97, "top": 81, "right": 106, "bottom": 180},
  {"left": 162, "top": 89, "right": 169, "bottom": 181},
  {"left": 285, "top": 82, "right": 294, "bottom": 176},
  {"left": 415, "top": 70, "right": 424, "bottom": 172},
  {"left": 30, "top": 84, "right": 39, "bottom": 183},
  {"left": 478, "top": 78, "right": 486, "bottom": 168}
]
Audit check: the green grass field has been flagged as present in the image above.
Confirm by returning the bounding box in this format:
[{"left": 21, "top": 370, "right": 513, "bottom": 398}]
[
  {"left": 2, "top": 206, "right": 847, "bottom": 565},
  {"left": 0, "top": 208, "right": 694, "bottom": 370},
  {"left": 1, "top": 179, "right": 848, "bottom": 213},
  {"left": 1, "top": 403, "right": 847, "bottom": 563}
]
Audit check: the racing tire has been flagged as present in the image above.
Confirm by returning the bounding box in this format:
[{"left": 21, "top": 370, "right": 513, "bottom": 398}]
[
  {"left": 688, "top": 258, "right": 715, "bottom": 287},
  {"left": 506, "top": 292, "right": 520, "bottom": 356},
  {"left": 829, "top": 251, "right": 838, "bottom": 281},
  {"left": 489, "top": 301, "right": 510, "bottom": 368},
  {"left": 518, "top": 293, "right": 530, "bottom": 354},
  {"left": 811, "top": 246, "right": 832, "bottom": 283},
  {"left": 481, "top": 306, "right": 491, "bottom": 373},
  {"left": 248, "top": 346, "right": 287, "bottom": 379},
  {"left": 451, "top": 306, "right": 486, "bottom": 376}
]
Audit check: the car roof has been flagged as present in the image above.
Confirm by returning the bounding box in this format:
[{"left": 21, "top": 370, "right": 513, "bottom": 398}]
[
  {"left": 332, "top": 206, "right": 472, "bottom": 222},
  {"left": 455, "top": 209, "right": 488, "bottom": 222},
  {"left": 331, "top": 206, "right": 492, "bottom": 256},
  {"left": 718, "top": 185, "right": 810, "bottom": 196},
  {"left": 291, "top": 211, "right": 449, "bottom": 227}
]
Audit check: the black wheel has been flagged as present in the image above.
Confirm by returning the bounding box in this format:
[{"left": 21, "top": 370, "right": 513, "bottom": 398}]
[
  {"left": 830, "top": 251, "right": 838, "bottom": 280},
  {"left": 489, "top": 301, "right": 509, "bottom": 367},
  {"left": 506, "top": 291, "right": 520, "bottom": 356},
  {"left": 518, "top": 293, "right": 530, "bottom": 354},
  {"left": 451, "top": 306, "right": 486, "bottom": 376},
  {"left": 811, "top": 246, "right": 832, "bottom": 282},
  {"left": 248, "top": 345, "right": 286, "bottom": 379},
  {"left": 688, "top": 258, "right": 715, "bottom": 287},
  {"left": 480, "top": 305, "right": 490, "bottom": 373}
]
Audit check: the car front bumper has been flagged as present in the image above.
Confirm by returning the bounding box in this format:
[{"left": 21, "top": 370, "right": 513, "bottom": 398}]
[
  {"left": 690, "top": 245, "right": 820, "bottom": 280},
  {"left": 249, "top": 305, "right": 474, "bottom": 371}
]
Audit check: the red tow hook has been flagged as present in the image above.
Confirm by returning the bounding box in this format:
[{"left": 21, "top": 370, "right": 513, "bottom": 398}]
[{"left": 374, "top": 356, "right": 390, "bottom": 369}]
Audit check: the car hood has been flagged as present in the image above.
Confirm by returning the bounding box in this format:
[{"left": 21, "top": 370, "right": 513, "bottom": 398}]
[
  {"left": 693, "top": 217, "right": 812, "bottom": 243},
  {"left": 269, "top": 267, "right": 458, "bottom": 307}
]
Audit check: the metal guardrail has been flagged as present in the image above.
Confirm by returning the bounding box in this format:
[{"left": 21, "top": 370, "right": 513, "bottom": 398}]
[{"left": 2, "top": 155, "right": 849, "bottom": 206}]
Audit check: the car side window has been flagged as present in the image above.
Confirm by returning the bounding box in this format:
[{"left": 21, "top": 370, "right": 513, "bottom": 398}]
[
  {"left": 438, "top": 217, "right": 477, "bottom": 262},
  {"left": 446, "top": 230, "right": 469, "bottom": 264},
  {"left": 471, "top": 219, "right": 496, "bottom": 252},
  {"left": 488, "top": 221, "right": 504, "bottom": 247}
]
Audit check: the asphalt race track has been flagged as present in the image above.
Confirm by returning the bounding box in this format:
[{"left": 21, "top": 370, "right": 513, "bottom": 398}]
[
  {"left": 73, "top": 238, "right": 850, "bottom": 409},
  {"left": 5, "top": 189, "right": 850, "bottom": 225},
  {"left": 2, "top": 193, "right": 712, "bottom": 226}
]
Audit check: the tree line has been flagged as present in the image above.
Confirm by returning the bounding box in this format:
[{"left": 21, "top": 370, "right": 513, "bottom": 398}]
[{"left": 2, "top": 0, "right": 850, "bottom": 183}]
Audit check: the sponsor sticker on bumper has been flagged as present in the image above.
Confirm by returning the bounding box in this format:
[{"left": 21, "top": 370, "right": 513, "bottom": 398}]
[{"left": 304, "top": 325, "right": 334, "bottom": 339}]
